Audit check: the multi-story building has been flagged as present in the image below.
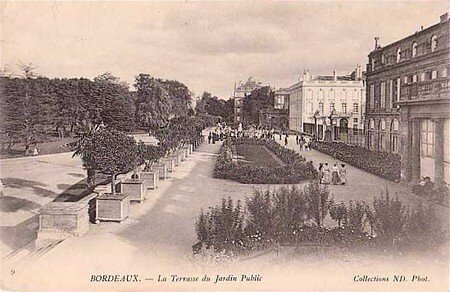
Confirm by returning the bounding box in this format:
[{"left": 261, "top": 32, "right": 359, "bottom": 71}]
[
  {"left": 233, "top": 77, "right": 262, "bottom": 123},
  {"left": 287, "top": 65, "right": 366, "bottom": 143},
  {"left": 365, "top": 13, "right": 449, "bottom": 185},
  {"left": 274, "top": 88, "right": 290, "bottom": 110}
]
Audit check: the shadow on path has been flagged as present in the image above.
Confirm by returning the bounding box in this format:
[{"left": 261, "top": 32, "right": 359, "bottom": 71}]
[{"left": 2, "top": 177, "right": 56, "bottom": 198}]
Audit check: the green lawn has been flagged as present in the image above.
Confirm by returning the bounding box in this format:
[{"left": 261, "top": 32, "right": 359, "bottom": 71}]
[
  {"left": 235, "top": 144, "right": 284, "bottom": 167},
  {"left": 1, "top": 137, "right": 77, "bottom": 159}
]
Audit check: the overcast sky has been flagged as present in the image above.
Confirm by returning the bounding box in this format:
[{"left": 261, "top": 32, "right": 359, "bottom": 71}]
[{"left": 1, "top": 1, "right": 447, "bottom": 98}]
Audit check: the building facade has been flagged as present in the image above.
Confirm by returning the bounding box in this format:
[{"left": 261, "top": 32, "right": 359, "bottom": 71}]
[
  {"left": 274, "top": 88, "right": 290, "bottom": 110},
  {"left": 365, "top": 13, "right": 450, "bottom": 185},
  {"left": 233, "top": 77, "right": 262, "bottom": 123},
  {"left": 287, "top": 66, "right": 366, "bottom": 143}
]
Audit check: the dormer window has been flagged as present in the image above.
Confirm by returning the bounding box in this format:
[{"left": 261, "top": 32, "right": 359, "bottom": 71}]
[
  {"left": 396, "top": 48, "right": 401, "bottom": 63},
  {"left": 431, "top": 35, "right": 437, "bottom": 52},
  {"left": 412, "top": 42, "right": 418, "bottom": 57}
]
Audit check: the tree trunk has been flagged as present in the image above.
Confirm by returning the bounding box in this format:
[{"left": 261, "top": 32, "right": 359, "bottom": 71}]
[{"left": 111, "top": 172, "right": 116, "bottom": 195}]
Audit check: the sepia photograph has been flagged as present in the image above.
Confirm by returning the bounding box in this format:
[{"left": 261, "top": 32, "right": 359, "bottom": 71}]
[{"left": 0, "top": 1, "right": 449, "bottom": 291}]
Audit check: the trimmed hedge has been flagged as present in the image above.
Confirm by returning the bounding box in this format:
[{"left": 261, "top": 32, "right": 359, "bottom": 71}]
[
  {"left": 312, "top": 141, "right": 401, "bottom": 182},
  {"left": 213, "top": 137, "right": 317, "bottom": 184}
]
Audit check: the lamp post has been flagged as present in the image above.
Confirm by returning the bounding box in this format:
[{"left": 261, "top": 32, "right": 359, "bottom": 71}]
[
  {"left": 329, "top": 109, "right": 336, "bottom": 141},
  {"left": 313, "top": 110, "right": 320, "bottom": 141}
]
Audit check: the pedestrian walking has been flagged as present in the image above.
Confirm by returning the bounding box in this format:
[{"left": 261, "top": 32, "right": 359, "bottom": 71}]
[
  {"left": 331, "top": 163, "right": 341, "bottom": 185},
  {"left": 339, "top": 164, "right": 347, "bottom": 185},
  {"left": 318, "top": 163, "right": 324, "bottom": 183},
  {"left": 321, "top": 163, "right": 331, "bottom": 184}
]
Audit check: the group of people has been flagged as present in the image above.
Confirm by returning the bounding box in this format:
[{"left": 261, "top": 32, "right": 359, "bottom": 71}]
[
  {"left": 318, "top": 163, "right": 347, "bottom": 185},
  {"left": 296, "top": 134, "right": 311, "bottom": 151}
]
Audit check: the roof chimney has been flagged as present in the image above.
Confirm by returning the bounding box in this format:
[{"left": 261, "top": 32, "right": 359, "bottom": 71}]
[
  {"left": 333, "top": 70, "right": 337, "bottom": 82},
  {"left": 441, "top": 13, "right": 448, "bottom": 23}
]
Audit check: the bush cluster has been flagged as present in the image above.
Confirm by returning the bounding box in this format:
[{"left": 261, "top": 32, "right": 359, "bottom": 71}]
[
  {"left": 312, "top": 141, "right": 401, "bottom": 181},
  {"left": 194, "top": 182, "right": 331, "bottom": 253},
  {"left": 214, "top": 138, "right": 317, "bottom": 184},
  {"left": 194, "top": 185, "right": 445, "bottom": 255}
]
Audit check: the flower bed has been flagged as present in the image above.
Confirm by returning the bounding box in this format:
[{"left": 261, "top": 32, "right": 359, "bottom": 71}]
[
  {"left": 312, "top": 141, "right": 400, "bottom": 182},
  {"left": 213, "top": 137, "right": 317, "bottom": 184}
]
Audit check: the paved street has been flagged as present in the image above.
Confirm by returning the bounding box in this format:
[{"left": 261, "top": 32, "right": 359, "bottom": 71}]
[{"left": 0, "top": 153, "right": 85, "bottom": 256}]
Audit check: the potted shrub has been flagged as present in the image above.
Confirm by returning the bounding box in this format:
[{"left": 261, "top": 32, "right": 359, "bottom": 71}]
[
  {"left": 150, "top": 163, "right": 168, "bottom": 180},
  {"left": 75, "top": 128, "right": 137, "bottom": 222},
  {"left": 160, "top": 156, "right": 175, "bottom": 172}
]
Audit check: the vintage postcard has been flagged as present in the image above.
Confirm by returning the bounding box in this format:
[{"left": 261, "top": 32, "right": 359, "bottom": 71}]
[{"left": 0, "top": 1, "right": 449, "bottom": 291}]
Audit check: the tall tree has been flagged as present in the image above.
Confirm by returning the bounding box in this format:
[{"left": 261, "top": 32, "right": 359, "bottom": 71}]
[
  {"left": 242, "top": 86, "right": 274, "bottom": 125},
  {"left": 134, "top": 74, "right": 174, "bottom": 129}
]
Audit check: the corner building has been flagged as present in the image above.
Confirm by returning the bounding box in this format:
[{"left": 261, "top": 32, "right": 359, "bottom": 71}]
[{"left": 365, "top": 13, "right": 450, "bottom": 185}]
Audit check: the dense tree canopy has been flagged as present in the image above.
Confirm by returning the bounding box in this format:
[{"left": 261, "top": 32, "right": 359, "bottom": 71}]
[
  {"left": 74, "top": 128, "right": 138, "bottom": 195},
  {"left": 134, "top": 74, "right": 192, "bottom": 130},
  {"left": 242, "top": 86, "right": 274, "bottom": 125},
  {"left": 1, "top": 69, "right": 201, "bottom": 154},
  {"left": 195, "top": 91, "right": 233, "bottom": 122}
]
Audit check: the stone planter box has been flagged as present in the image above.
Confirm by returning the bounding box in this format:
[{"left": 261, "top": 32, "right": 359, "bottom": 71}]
[
  {"left": 182, "top": 146, "right": 190, "bottom": 157},
  {"left": 140, "top": 171, "right": 159, "bottom": 189},
  {"left": 150, "top": 164, "right": 168, "bottom": 180},
  {"left": 96, "top": 193, "right": 130, "bottom": 223},
  {"left": 170, "top": 153, "right": 181, "bottom": 166},
  {"left": 38, "top": 201, "right": 90, "bottom": 239},
  {"left": 121, "top": 179, "right": 147, "bottom": 202},
  {"left": 160, "top": 157, "right": 175, "bottom": 172},
  {"left": 180, "top": 149, "right": 187, "bottom": 161}
]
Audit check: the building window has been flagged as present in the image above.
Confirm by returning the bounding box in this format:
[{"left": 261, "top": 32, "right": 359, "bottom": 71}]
[
  {"left": 306, "top": 101, "right": 313, "bottom": 114},
  {"left": 369, "top": 84, "right": 375, "bottom": 109},
  {"left": 404, "top": 76, "right": 408, "bottom": 84},
  {"left": 380, "top": 82, "right": 386, "bottom": 109},
  {"left": 330, "top": 90, "right": 335, "bottom": 100},
  {"left": 420, "top": 72, "right": 426, "bottom": 81},
  {"left": 368, "top": 118, "right": 375, "bottom": 150},
  {"left": 353, "top": 118, "right": 358, "bottom": 123},
  {"left": 431, "top": 35, "right": 437, "bottom": 52},
  {"left": 444, "top": 119, "right": 450, "bottom": 163},
  {"left": 319, "top": 90, "right": 325, "bottom": 100},
  {"left": 236, "top": 108, "right": 241, "bottom": 113},
  {"left": 396, "top": 48, "right": 401, "bottom": 63},
  {"left": 342, "top": 102, "right": 347, "bottom": 114},
  {"left": 431, "top": 70, "right": 438, "bottom": 79},
  {"left": 421, "top": 119, "right": 434, "bottom": 157},
  {"left": 353, "top": 103, "right": 359, "bottom": 113},
  {"left": 378, "top": 119, "right": 386, "bottom": 151},
  {"left": 412, "top": 42, "right": 418, "bottom": 57},
  {"left": 390, "top": 119, "right": 399, "bottom": 154},
  {"left": 389, "top": 80, "right": 394, "bottom": 109},
  {"left": 381, "top": 54, "right": 385, "bottom": 64},
  {"left": 443, "top": 68, "right": 448, "bottom": 78},
  {"left": 396, "top": 78, "right": 401, "bottom": 103},
  {"left": 330, "top": 102, "right": 335, "bottom": 112},
  {"left": 412, "top": 74, "right": 418, "bottom": 83},
  {"left": 319, "top": 102, "right": 324, "bottom": 114}
]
